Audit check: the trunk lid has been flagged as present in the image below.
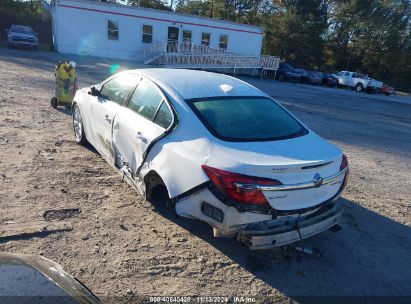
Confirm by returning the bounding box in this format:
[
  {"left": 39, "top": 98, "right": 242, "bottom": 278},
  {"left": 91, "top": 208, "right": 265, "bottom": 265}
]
[{"left": 206, "top": 132, "right": 345, "bottom": 211}]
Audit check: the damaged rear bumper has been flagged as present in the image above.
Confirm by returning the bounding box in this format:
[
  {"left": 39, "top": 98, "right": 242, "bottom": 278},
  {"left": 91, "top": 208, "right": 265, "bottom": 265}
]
[{"left": 237, "top": 202, "right": 344, "bottom": 250}]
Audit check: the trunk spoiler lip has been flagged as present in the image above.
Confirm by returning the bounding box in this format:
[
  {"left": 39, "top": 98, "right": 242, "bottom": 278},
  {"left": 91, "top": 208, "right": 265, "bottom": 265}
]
[{"left": 234, "top": 166, "right": 348, "bottom": 192}]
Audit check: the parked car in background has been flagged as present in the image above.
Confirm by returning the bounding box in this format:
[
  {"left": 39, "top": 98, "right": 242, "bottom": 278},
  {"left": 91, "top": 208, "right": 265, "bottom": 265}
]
[
  {"left": 305, "top": 70, "right": 323, "bottom": 85},
  {"left": 320, "top": 73, "right": 339, "bottom": 87},
  {"left": 72, "top": 69, "right": 349, "bottom": 250},
  {"left": 6, "top": 25, "right": 38, "bottom": 49},
  {"left": 294, "top": 68, "right": 310, "bottom": 83},
  {"left": 276, "top": 62, "right": 302, "bottom": 82},
  {"left": 380, "top": 83, "right": 395, "bottom": 96},
  {"left": 335, "top": 71, "right": 383, "bottom": 93}
]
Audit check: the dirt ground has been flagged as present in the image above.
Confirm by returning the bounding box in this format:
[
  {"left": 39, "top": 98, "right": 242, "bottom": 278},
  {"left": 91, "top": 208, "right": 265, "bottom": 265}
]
[{"left": 0, "top": 47, "right": 411, "bottom": 303}]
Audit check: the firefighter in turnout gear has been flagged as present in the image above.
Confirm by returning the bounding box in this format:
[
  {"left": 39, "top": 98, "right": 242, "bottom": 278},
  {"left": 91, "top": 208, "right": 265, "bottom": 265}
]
[{"left": 51, "top": 61, "right": 77, "bottom": 109}]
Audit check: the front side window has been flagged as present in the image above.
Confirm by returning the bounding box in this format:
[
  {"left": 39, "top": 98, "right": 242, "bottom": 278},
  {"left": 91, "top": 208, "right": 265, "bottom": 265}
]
[
  {"left": 142, "top": 25, "right": 153, "bottom": 44},
  {"left": 189, "top": 97, "right": 307, "bottom": 141},
  {"left": 201, "top": 32, "right": 210, "bottom": 47},
  {"left": 100, "top": 75, "right": 137, "bottom": 105},
  {"left": 219, "top": 34, "right": 228, "bottom": 50},
  {"left": 128, "top": 78, "right": 163, "bottom": 120},
  {"left": 280, "top": 63, "right": 293, "bottom": 70},
  {"left": 108, "top": 20, "right": 119, "bottom": 40}
]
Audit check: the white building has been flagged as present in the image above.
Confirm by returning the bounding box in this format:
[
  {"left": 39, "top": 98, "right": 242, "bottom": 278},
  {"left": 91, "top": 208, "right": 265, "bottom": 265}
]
[{"left": 50, "top": 0, "right": 263, "bottom": 61}]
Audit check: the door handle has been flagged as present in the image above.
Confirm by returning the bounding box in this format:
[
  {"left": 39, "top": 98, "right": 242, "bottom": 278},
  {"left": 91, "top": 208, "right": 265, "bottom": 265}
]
[
  {"left": 105, "top": 114, "right": 112, "bottom": 123},
  {"left": 135, "top": 132, "right": 148, "bottom": 144}
]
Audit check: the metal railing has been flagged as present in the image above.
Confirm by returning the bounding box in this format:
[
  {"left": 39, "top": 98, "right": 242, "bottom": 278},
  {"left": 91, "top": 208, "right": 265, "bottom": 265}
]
[
  {"left": 143, "top": 40, "right": 280, "bottom": 73},
  {"left": 160, "top": 53, "right": 279, "bottom": 70},
  {"left": 144, "top": 40, "right": 238, "bottom": 64}
]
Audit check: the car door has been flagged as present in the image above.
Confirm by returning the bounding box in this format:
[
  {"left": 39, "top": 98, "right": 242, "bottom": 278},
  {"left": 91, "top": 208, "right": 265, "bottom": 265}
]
[
  {"left": 89, "top": 74, "right": 137, "bottom": 163},
  {"left": 112, "top": 77, "right": 175, "bottom": 178}
]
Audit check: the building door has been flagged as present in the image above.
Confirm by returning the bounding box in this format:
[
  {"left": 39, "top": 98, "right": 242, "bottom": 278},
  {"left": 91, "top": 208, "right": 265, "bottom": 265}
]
[{"left": 167, "top": 27, "right": 179, "bottom": 52}]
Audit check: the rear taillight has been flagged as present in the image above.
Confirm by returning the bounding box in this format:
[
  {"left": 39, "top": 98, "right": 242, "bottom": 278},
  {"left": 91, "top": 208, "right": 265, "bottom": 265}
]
[
  {"left": 202, "top": 165, "right": 282, "bottom": 206},
  {"left": 340, "top": 154, "right": 349, "bottom": 188},
  {"left": 340, "top": 154, "right": 348, "bottom": 171}
]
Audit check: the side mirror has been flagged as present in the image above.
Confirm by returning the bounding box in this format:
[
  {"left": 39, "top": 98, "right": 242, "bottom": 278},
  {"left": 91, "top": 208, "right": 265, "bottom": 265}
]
[
  {"left": 35, "top": 32, "right": 39, "bottom": 37},
  {"left": 88, "top": 86, "right": 100, "bottom": 96}
]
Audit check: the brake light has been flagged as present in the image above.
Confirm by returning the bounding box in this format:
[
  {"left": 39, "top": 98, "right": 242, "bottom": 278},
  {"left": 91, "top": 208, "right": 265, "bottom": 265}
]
[
  {"left": 340, "top": 154, "right": 349, "bottom": 188},
  {"left": 202, "top": 165, "right": 282, "bottom": 206},
  {"left": 340, "top": 154, "right": 348, "bottom": 171}
]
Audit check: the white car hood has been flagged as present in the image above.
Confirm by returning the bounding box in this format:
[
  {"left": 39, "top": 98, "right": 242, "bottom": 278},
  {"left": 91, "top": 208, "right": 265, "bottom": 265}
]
[{"left": 10, "top": 33, "right": 36, "bottom": 39}]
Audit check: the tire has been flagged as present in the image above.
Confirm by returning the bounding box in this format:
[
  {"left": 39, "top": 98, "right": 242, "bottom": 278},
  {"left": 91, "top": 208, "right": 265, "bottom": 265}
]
[
  {"left": 72, "top": 104, "right": 87, "bottom": 145},
  {"left": 355, "top": 83, "right": 363, "bottom": 92},
  {"left": 50, "top": 97, "right": 58, "bottom": 109},
  {"left": 144, "top": 173, "right": 177, "bottom": 216},
  {"left": 278, "top": 74, "right": 285, "bottom": 82},
  {"left": 384, "top": 93, "right": 390, "bottom": 96}
]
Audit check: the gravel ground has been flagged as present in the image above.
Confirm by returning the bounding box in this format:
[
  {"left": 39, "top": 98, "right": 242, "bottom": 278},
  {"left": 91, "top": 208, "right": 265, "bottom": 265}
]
[{"left": 0, "top": 47, "right": 410, "bottom": 304}]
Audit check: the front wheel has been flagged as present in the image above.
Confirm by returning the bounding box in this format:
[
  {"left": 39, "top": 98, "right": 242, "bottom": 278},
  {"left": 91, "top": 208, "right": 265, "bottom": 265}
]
[
  {"left": 72, "top": 104, "right": 87, "bottom": 145},
  {"left": 278, "top": 74, "right": 285, "bottom": 82},
  {"left": 355, "top": 83, "right": 363, "bottom": 92}
]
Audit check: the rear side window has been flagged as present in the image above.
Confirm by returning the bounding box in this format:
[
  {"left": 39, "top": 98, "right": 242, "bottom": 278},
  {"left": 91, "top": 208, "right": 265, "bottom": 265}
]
[
  {"left": 189, "top": 97, "right": 307, "bottom": 142},
  {"left": 128, "top": 78, "right": 163, "bottom": 120},
  {"left": 100, "top": 75, "right": 136, "bottom": 105},
  {"left": 154, "top": 102, "right": 173, "bottom": 129}
]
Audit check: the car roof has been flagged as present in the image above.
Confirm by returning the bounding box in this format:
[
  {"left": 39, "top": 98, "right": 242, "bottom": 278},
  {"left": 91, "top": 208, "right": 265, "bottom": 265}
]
[{"left": 129, "top": 68, "right": 266, "bottom": 100}]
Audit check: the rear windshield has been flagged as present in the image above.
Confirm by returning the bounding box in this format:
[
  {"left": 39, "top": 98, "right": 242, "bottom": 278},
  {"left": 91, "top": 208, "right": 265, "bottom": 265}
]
[{"left": 189, "top": 97, "right": 307, "bottom": 141}]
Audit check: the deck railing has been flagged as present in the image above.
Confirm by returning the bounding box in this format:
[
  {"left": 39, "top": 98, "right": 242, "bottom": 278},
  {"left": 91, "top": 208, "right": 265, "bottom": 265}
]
[{"left": 143, "top": 40, "right": 280, "bottom": 72}]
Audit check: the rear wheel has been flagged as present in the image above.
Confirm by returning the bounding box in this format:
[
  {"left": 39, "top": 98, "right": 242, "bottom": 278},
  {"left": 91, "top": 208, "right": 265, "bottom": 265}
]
[
  {"left": 278, "top": 74, "right": 285, "bottom": 82},
  {"left": 50, "top": 97, "right": 58, "bottom": 109},
  {"left": 72, "top": 104, "right": 87, "bottom": 145},
  {"left": 145, "top": 172, "right": 177, "bottom": 216},
  {"left": 355, "top": 83, "right": 363, "bottom": 92}
]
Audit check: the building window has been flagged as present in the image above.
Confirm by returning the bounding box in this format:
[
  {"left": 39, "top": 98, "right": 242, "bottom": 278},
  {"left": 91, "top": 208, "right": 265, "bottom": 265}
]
[
  {"left": 183, "top": 30, "right": 192, "bottom": 43},
  {"left": 201, "top": 32, "right": 210, "bottom": 47},
  {"left": 108, "top": 20, "right": 119, "bottom": 40},
  {"left": 142, "top": 25, "right": 153, "bottom": 44},
  {"left": 219, "top": 34, "right": 228, "bottom": 50}
]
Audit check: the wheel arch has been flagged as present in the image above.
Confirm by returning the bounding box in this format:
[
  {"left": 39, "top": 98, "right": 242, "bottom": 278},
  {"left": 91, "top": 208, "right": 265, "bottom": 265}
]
[{"left": 143, "top": 170, "right": 168, "bottom": 200}]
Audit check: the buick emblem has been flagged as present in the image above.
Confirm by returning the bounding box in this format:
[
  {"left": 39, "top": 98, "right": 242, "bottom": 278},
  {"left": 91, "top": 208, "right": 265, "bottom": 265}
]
[{"left": 313, "top": 173, "right": 324, "bottom": 187}]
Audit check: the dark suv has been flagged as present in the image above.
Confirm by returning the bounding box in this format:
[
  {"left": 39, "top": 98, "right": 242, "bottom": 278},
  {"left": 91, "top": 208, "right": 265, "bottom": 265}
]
[
  {"left": 6, "top": 25, "right": 38, "bottom": 49},
  {"left": 276, "top": 62, "right": 301, "bottom": 82}
]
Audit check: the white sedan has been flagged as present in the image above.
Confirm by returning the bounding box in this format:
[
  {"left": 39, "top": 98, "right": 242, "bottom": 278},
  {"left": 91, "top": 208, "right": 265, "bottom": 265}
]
[{"left": 72, "top": 69, "right": 349, "bottom": 250}]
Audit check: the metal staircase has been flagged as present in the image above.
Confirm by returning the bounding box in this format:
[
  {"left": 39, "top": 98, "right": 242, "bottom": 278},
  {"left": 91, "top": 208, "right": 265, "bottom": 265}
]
[{"left": 143, "top": 41, "right": 279, "bottom": 75}]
